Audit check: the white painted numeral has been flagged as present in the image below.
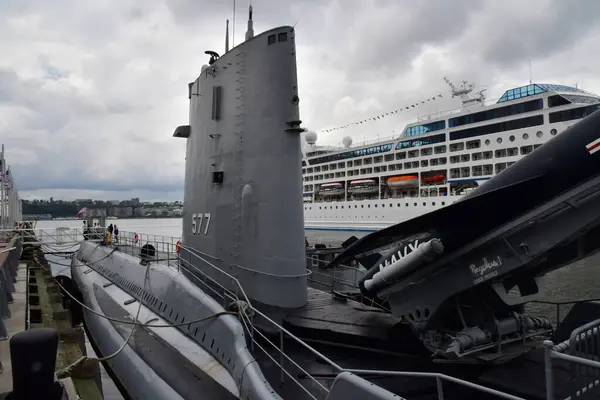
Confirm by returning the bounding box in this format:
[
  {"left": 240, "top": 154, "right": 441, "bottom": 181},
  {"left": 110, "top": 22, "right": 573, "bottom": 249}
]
[
  {"left": 203, "top": 213, "right": 211, "bottom": 235},
  {"left": 191, "top": 213, "right": 211, "bottom": 235}
]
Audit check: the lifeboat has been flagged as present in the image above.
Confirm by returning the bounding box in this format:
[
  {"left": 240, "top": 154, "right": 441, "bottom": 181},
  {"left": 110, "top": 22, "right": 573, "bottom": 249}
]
[
  {"left": 422, "top": 174, "right": 446, "bottom": 184},
  {"left": 318, "top": 182, "right": 344, "bottom": 196},
  {"left": 348, "top": 179, "right": 378, "bottom": 194},
  {"left": 387, "top": 175, "right": 419, "bottom": 189}
]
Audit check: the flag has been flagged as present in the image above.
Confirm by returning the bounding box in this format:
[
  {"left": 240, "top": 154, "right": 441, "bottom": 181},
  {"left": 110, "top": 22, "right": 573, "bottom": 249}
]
[{"left": 76, "top": 207, "right": 88, "bottom": 217}]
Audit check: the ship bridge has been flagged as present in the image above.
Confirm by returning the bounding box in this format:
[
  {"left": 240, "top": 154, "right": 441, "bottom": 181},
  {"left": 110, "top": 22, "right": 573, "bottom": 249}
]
[{"left": 497, "top": 83, "right": 600, "bottom": 103}]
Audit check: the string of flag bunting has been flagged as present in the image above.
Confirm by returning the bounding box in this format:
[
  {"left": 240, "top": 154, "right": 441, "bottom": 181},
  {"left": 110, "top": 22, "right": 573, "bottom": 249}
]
[{"left": 319, "top": 93, "right": 445, "bottom": 133}]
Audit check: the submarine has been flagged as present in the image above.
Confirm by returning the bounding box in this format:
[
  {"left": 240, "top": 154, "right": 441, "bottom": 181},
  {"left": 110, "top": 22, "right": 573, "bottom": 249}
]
[{"left": 59, "top": 6, "right": 600, "bottom": 400}]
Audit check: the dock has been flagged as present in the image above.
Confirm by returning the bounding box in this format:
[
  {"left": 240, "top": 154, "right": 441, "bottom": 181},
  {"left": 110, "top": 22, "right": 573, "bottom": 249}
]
[{"left": 0, "top": 232, "right": 103, "bottom": 399}]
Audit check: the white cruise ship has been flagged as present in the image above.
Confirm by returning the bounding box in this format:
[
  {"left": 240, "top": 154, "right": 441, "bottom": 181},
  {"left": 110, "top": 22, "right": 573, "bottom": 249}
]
[{"left": 303, "top": 79, "right": 600, "bottom": 232}]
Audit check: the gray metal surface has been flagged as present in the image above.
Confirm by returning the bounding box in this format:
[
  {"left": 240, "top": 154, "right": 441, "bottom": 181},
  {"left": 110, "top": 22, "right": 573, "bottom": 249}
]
[
  {"left": 73, "top": 241, "right": 283, "bottom": 399},
  {"left": 177, "top": 22, "right": 307, "bottom": 309}
]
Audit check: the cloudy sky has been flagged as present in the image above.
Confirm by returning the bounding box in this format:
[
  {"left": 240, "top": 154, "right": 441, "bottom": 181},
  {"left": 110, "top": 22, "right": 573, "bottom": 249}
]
[{"left": 2, "top": 0, "right": 600, "bottom": 202}]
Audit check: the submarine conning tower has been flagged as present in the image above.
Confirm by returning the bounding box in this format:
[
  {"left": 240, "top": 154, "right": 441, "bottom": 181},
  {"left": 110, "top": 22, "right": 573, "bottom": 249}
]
[{"left": 174, "top": 10, "right": 307, "bottom": 309}]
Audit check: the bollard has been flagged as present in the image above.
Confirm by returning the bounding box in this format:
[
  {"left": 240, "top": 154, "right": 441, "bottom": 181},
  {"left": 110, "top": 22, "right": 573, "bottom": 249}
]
[{"left": 6, "top": 328, "right": 64, "bottom": 399}]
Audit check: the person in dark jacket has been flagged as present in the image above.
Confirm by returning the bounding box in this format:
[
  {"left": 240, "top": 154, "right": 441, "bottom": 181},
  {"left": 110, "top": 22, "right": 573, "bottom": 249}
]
[{"left": 113, "top": 225, "right": 119, "bottom": 243}]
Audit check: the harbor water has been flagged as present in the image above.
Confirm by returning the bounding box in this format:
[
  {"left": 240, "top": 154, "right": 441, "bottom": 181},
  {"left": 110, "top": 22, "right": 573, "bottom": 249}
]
[{"left": 37, "top": 218, "right": 600, "bottom": 398}]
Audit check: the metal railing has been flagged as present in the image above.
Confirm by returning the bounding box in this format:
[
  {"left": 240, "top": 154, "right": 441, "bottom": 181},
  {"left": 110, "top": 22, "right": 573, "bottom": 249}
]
[
  {"left": 544, "top": 315, "right": 600, "bottom": 399},
  {"left": 11, "top": 227, "right": 581, "bottom": 399}
]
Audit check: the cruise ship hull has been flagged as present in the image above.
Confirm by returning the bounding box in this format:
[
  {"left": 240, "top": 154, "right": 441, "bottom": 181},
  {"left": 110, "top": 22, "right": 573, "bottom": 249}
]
[{"left": 304, "top": 195, "right": 463, "bottom": 231}]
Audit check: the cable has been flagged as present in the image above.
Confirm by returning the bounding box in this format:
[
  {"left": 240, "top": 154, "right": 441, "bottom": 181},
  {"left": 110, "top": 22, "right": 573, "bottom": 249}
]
[{"left": 35, "top": 257, "right": 243, "bottom": 380}]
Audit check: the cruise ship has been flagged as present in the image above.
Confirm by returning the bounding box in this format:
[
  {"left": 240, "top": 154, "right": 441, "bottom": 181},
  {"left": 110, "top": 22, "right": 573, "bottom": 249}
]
[{"left": 303, "top": 79, "right": 600, "bottom": 232}]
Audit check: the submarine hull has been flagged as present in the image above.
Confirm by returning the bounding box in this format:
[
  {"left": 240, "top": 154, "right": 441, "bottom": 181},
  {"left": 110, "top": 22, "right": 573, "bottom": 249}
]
[{"left": 70, "top": 241, "right": 282, "bottom": 400}]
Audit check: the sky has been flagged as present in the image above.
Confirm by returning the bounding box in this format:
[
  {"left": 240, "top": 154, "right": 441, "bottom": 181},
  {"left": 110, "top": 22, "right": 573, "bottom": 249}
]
[{"left": 2, "top": 0, "right": 600, "bottom": 202}]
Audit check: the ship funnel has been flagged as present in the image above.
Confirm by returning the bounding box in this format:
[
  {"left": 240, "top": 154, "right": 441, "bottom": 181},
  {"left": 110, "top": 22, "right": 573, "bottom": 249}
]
[{"left": 245, "top": 4, "right": 254, "bottom": 41}]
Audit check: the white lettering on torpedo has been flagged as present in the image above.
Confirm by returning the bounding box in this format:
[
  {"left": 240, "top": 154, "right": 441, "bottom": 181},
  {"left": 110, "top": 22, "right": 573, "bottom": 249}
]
[
  {"left": 191, "top": 213, "right": 212, "bottom": 235},
  {"left": 378, "top": 240, "right": 420, "bottom": 271}
]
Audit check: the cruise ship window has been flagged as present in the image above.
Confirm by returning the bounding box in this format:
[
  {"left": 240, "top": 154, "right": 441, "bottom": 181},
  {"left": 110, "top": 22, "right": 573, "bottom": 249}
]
[
  {"left": 507, "top": 147, "right": 518, "bottom": 156},
  {"left": 397, "top": 203, "right": 401, "bottom": 207},
  {"left": 361, "top": 205, "right": 364, "bottom": 208},
  {"left": 459, "top": 154, "right": 470, "bottom": 162},
  {"left": 485, "top": 139, "right": 491, "bottom": 146},
  {"left": 347, "top": 161, "right": 353, "bottom": 167},
  {"left": 534, "top": 144, "right": 542, "bottom": 150},
  {"left": 411, "top": 161, "right": 418, "bottom": 168},
  {"left": 536, "top": 131, "right": 543, "bottom": 138},
  {"left": 420, "top": 148, "right": 433, "bottom": 156},
  {"left": 483, "top": 151, "right": 493, "bottom": 159},
  {"left": 431, "top": 159, "right": 439, "bottom": 166},
  {"left": 421, "top": 160, "right": 428, "bottom": 167},
  {"left": 483, "top": 165, "right": 493, "bottom": 175},
  {"left": 434, "top": 145, "right": 447, "bottom": 154},
  {"left": 406, "top": 203, "right": 409, "bottom": 207},
  {"left": 364, "top": 158, "right": 372, "bottom": 164},
  {"left": 442, "top": 202, "right": 446, "bottom": 206},
  {"left": 472, "top": 152, "right": 483, "bottom": 161},
  {"left": 278, "top": 32, "right": 288, "bottom": 42},
  {"left": 466, "top": 140, "right": 481, "bottom": 149},
  {"left": 495, "top": 149, "right": 507, "bottom": 158},
  {"left": 495, "top": 163, "right": 507, "bottom": 174},
  {"left": 375, "top": 204, "right": 378, "bottom": 208},
  {"left": 395, "top": 152, "right": 406, "bottom": 160},
  {"left": 497, "top": 138, "right": 503, "bottom": 144},
  {"left": 414, "top": 203, "right": 418, "bottom": 207},
  {"left": 389, "top": 165, "right": 396, "bottom": 171},
  {"left": 396, "top": 163, "right": 403, "bottom": 170},
  {"left": 268, "top": 34, "right": 276, "bottom": 45},
  {"left": 509, "top": 135, "right": 515, "bottom": 142},
  {"left": 551, "top": 129, "right": 557, "bottom": 135},
  {"left": 520, "top": 145, "right": 534, "bottom": 155},
  {"left": 384, "top": 154, "right": 394, "bottom": 162},
  {"left": 450, "top": 156, "right": 459, "bottom": 164},
  {"left": 404, "top": 162, "right": 411, "bottom": 169},
  {"left": 450, "top": 143, "right": 464, "bottom": 152},
  {"left": 522, "top": 133, "right": 529, "bottom": 140},
  {"left": 374, "top": 156, "right": 383, "bottom": 163},
  {"left": 439, "top": 157, "right": 447, "bottom": 164},
  {"left": 408, "top": 150, "right": 419, "bottom": 158}
]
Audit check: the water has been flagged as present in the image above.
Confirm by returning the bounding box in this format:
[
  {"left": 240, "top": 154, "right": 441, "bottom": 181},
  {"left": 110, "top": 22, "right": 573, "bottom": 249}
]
[{"left": 36, "top": 218, "right": 600, "bottom": 397}]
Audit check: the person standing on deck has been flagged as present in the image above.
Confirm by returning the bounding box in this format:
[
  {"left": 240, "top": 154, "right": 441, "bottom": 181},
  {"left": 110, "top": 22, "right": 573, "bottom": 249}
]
[
  {"left": 113, "top": 225, "right": 119, "bottom": 243},
  {"left": 107, "top": 224, "right": 113, "bottom": 246}
]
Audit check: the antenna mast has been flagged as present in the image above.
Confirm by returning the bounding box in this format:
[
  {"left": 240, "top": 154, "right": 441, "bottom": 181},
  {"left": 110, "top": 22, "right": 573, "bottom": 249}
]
[
  {"left": 529, "top": 60, "right": 532, "bottom": 84},
  {"left": 232, "top": 0, "right": 236, "bottom": 47},
  {"left": 245, "top": 2, "right": 254, "bottom": 41},
  {"left": 225, "top": 19, "right": 230, "bottom": 52}
]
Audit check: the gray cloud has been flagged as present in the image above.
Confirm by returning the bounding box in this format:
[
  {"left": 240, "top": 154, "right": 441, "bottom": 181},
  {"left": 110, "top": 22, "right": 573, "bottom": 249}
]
[{"left": 2, "top": 0, "right": 600, "bottom": 201}]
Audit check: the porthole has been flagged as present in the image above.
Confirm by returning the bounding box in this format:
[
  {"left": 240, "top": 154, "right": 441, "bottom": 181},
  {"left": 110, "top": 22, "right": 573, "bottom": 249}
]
[
  {"left": 522, "top": 133, "right": 529, "bottom": 140},
  {"left": 485, "top": 139, "right": 491, "bottom": 146},
  {"left": 550, "top": 129, "right": 557, "bottom": 136},
  {"left": 536, "top": 130, "right": 543, "bottom": 138},
  {"left": 497, "top": 138, "right": 503, "bottom": 144},
  {"left": 509, "top": 135, "right": 515, "bottom": 142}
]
